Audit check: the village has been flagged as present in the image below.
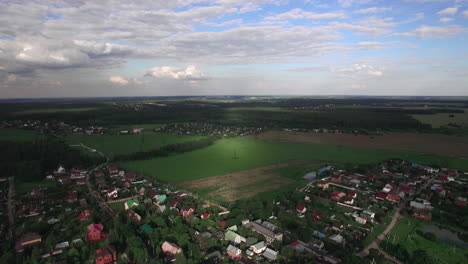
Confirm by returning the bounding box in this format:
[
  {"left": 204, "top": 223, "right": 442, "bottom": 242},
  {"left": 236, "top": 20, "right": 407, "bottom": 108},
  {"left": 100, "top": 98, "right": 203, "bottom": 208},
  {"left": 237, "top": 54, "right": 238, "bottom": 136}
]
[{"left": 3, "top": 155, "right": 467, "bottom": 263}]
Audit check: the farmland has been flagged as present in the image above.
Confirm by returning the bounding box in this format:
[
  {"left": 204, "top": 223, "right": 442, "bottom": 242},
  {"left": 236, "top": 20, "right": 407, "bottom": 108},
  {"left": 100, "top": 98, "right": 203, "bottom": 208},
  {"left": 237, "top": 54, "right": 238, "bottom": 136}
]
[
  {"left": 412, "top": 111, "right": 468, "bottom": 128},
  {"left": 0, "top": 128, "right": 39, "bottom": 141},
  {"left": 120, "top": 137, "right": 468, "bottom": 184},
  {"left": 66, "top": 133, "right": 207, "bottom": 155},
  {"left": 253, "top": 131, "right": 468, "bottom": 158}
]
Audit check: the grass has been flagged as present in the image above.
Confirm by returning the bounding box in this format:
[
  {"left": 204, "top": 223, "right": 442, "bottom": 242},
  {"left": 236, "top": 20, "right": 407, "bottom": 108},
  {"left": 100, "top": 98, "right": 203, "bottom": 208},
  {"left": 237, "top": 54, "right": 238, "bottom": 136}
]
[
  {"left": 109, "top": 201, "right": 125, "bottom": 211},
  {"left": 15, "top": 107, "right": 99, "bottom": 114},
  {"left": 412, "top": 111, "right": 468, "bottom": 128},
  {"left": 387, "top": 217, "right": 468, "bottom": 264},
  {"left": 16, "top": 180, "right": 57, "bottom": 193},
  {"left": 66, "top": 133, "right": 207, "bottom": 155},
  {"left": 0, "top": 128, "right": 41, "bottom": 141},
  {"left": 120, "top": 137, "right": 468, "bottom": 183}
]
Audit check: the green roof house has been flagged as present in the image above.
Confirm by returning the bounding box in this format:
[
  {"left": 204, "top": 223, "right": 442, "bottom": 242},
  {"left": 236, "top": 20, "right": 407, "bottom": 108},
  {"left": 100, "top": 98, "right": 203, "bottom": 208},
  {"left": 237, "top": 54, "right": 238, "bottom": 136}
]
[
  {"left": 140, "top": 224, "right": 153, "bottom": 233},
  {"left": 157, "top": 194, "right": 167, "bottom": 203},
  {"left": 125, "top": 199, "right": 140, "bottom": 210}
]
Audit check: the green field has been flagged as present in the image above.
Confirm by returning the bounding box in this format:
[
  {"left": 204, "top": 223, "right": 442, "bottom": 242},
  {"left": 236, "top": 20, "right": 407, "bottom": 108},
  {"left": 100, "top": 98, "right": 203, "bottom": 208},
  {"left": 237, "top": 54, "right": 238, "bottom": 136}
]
[
  {"left": 15, "top": 107, "right": 99, "bottom": 114},
  {"left": 66, "top": 133, "right": 207, "bottom": 155},
  {"left": 0, "top": 128, "right": 40, "bottom": 141},
  {"left": 412, "top": 112, "right": 468, "bottom": 128},
  {"left": 387, "top": 217, "right": 468, "bottom": 264},
  {"left": 120, "top": 137, "right": 468, "bottom": 183}
]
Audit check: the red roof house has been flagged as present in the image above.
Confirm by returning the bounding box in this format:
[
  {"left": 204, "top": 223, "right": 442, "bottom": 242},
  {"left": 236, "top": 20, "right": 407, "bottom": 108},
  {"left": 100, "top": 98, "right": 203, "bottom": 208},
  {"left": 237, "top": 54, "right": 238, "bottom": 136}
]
[
  {"left": 348, "top": 192, "right": 357, "bottom": 198},
  {"left": 296, "top": 204, "right": 306, "bottom": 214},
  {"left": 201, "top": 213, "right": 210, "bottom": 219},
  {"left": 125, "top": 172, "right": 137, "bottom": 182},
  {"left": 77, "top": 209, "right": 92, "bottom": 221},
  {"left": 86, "top": 224, "right": 107, "bottom": 243},
  {"left": 181, "top": 206, "right": 194, "bottom": 218},
  {"left": 386, "top": 194, "right": 400, "bottom": 203},
  {"left": 95, "top": 246, "right": 117, "bottom": 264},
  {"left": 66, "top": 191, "right": 78, "bottom": 203},
  {"left": 330, "top": 190, "right": 346, "bottom": 202},
  {"left": 375, "top": 192, "right": 388, "bottom": 201}
]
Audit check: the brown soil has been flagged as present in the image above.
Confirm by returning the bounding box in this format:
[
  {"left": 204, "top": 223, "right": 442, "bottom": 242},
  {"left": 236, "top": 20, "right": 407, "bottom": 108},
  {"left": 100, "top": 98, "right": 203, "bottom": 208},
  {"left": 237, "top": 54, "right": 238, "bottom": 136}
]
[
  {"left": 251, "top": 131, "right": 468, "bottom": 158},
  {"left": 179, "top": 160, "right": 309, "bottom": 201}
]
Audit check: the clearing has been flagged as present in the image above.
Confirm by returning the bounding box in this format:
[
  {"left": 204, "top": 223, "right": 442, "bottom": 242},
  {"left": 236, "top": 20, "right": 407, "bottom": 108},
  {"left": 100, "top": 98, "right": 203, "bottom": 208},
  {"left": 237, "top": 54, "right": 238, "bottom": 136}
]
[
  {"left": 252, "top": 131, "right": 468, "bottom": 158},
  {"left": 120, "top": 137, "right": 468, "bottom": 183},
  {"left": 180, "top": 160, "right": 309, "bottom": 201},
  {"left": 66, "top": 133, "right": 207, "bottom": 155}
]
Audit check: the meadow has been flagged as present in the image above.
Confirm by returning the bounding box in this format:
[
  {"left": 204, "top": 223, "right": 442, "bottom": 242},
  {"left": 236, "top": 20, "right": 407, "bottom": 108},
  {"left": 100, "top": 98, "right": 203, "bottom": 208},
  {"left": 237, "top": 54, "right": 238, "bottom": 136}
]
[
  {"left": 120, "top": 137, "right": 468, "bottom": 183},
  {"left": 66, "top": 133, "right": 207, "bottom": 155},
  {"left": 0, "top": 128, "right": 40, "bottom": 141},
  {"left": 412, "top": 111, "right": 468, "bottom": 128},
  {"left": 387, "top": 217, "right": 468, "bottom": 264}
]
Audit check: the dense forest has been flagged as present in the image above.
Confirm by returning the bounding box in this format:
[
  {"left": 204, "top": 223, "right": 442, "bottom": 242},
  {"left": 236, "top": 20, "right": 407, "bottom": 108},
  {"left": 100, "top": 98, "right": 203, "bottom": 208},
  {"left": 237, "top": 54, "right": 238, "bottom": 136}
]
[{"left": 0, "top": 137, "right": 105, "bottom": 182}]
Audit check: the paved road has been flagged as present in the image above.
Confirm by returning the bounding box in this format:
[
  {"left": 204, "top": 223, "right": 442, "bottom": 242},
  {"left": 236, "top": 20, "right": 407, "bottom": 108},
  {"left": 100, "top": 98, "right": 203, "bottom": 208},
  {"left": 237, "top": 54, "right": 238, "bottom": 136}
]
[{"left": 7, "top": 176, "right": 14, "bottom": 239}]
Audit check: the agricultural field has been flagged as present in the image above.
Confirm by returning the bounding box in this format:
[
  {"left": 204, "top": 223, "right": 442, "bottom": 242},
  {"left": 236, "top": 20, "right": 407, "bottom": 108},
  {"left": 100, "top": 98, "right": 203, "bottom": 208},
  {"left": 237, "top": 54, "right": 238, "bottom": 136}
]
[
  {"left": 387, "top": 217, "right": 468, "bottom": 264},
  {"left": 412, "top": 111, "right": 468, "bottom": 128},
  {"left": 253, "top": 131, "right": 468, "bottom": 158},
  {"left": 14, "top": 107, "right": 99, "bottom": 115},
  {"left": 0, "top": 128, "right": 40, "bottom": 141},
  {"left": 120, "top": 137, "right": 468, "bottom": 184},
  {"left": 66, "top": 133, "right": 207, "bottom": 155}
]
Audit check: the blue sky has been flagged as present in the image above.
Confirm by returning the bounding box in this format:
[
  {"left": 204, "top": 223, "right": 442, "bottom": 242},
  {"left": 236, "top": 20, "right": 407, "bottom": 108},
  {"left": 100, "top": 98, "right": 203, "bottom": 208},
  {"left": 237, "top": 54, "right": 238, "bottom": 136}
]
[{"left": 0, "top": 0, "right": 467, "bottom": 97}]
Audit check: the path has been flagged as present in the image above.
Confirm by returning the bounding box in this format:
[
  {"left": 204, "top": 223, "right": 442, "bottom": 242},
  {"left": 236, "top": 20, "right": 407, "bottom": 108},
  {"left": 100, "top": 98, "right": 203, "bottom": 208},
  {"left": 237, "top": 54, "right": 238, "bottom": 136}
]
[{"left": 7, "top": 176, "right": 14, "bottom": 239}]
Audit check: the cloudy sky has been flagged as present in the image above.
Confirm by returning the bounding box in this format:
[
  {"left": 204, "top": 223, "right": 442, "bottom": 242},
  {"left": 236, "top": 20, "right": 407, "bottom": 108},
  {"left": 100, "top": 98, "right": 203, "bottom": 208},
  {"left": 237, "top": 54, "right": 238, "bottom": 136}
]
[{"left": 0, "top": 0, "right": 467, "bottom": 98}]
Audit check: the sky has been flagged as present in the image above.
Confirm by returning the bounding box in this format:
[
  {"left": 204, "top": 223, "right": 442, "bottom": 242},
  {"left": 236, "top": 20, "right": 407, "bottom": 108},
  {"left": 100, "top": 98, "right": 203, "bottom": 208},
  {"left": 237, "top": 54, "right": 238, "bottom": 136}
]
[{"left": 0, "top": 0, "right": 467, "bottom": 98}]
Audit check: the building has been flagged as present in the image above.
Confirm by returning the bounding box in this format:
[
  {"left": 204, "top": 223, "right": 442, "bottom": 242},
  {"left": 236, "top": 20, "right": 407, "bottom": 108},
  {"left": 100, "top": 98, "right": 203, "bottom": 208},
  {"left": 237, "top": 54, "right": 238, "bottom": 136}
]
[
  {"left": 262, "top": 248, "right": 278, "bottom": 261},
  {"left": 125, "top": 199, "right": 140, "bottom": 210},
  {"left": 86, "top": 224, "right": 107, "bottom": 243},
  {"left": 95, "top": 246, "right": 117, "bottom": 264},
  {"left": 225, "top": 230, "right": 246, "bottom": 244},
  {"left": 161, "top": 241, "right": 182, "bottom": 262},
  {"left": 242, "top": 219, "right": 283, "bottom": 244},
  {"left": 107, "top": 188, "right": 118, "bottom": 199},
  {"left": 77, "top": 209, "right": 92, "bottom": 221},
  {"left": 249, "top": 241, "right": 266, "bottom": 254},
  {"left": 296, "top": 204, "right": 306, "bottom": 214},
  {"left": 181, "top": 206, "right": 194, "bottom": 218},
  {"left": 227, "top": 245, "right": 241, "bottom": 259},
  {"left": 330, "top": 190, "right": 346, "bottom": 202},
  {"left": 15, "top": 233, "right": 42, "bottom": 253}
]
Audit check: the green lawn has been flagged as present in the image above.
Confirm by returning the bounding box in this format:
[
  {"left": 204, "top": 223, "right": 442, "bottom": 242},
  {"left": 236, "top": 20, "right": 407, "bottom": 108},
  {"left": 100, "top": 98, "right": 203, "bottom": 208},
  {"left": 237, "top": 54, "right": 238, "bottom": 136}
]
[
  {"left": 109, "top": 201, "right": 125, "bottom": 211},
  {"left": 120, "top": 137, "right": 468, "bottom": 183},
  {"left": 387, "top": 217, "right": 468, "bottom": 264},
  {"left": 66, "top": 133, "right": 207, "bottom": 155},
  {"left": 0, "top": 128, "right": 40, "bottom": 141},
  {"left": 16, "top": 180, "right": 57, "bottom": 193}
]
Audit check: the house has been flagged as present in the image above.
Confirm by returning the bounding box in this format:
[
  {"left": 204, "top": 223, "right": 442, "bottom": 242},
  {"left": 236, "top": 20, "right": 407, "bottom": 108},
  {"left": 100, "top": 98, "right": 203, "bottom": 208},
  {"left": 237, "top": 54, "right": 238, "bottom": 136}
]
[
  {"left": 329, "top": 234, "right": 344, "bottom": 244},
  {"left": 303, "top": 171, "right": 317, "bottom": 181},
  {"left": 157, "top": 194, "right": 167, "bottom": 203},
  {"left": 455, "top": 197, "right": 467, "bottom": 207},
  {"left": 75, "top": 179, "right": 86, "bottom": 185},
  {"left": 15, "top": 233, "right": 42, "bottom": 253},
  {"left": 242, "top": 219, "right": 283, "bottom": 244},
  {"left": 349, "top": 179, "right": 361, "bottom": 187},
  {"left": 330, "top": 176, "right": 342, "bottom": 183},
  {"left": 317, "top": 181, "right": 329, "bottom": 190},
  {"left": 201, "top": 212, "right": 210, "bottom": 219},
  {"left": 77, "top": 209, "right": 92, "bottom": 221},
  {"left": 95, "top": 246, "right": 117, "bottom": 264},
  {"left": 344, "top": 197, "right": 354, "bottom": 205},
  {"left": 249, "top": 241, "right": 266, "bottom": 254},
  {"left": 225, "top": 230, "right": 246, "bottom": 244},
  {"left": 181, "top": 206, "right": 194, "bottom": 218},
  {"left": 66, "top": 191, "right": 78, "bottom": 203},
  {"left": 386, "top": 194, "right": 400, "bottom": 203},
  {"left": 296, "top": 204, "right": 306, "bottom": 214},
  {"left": 348, "top": 192, "right": 357, "bottom": 198},
  {"left": 410, "top": 200, "right": 433, "bottom": 211},
  {"left": 227, "top": 245, "right": 242, "bottom": 259},
  {"left": 134, "top": 185, "right": 145, "bottom": 194},
  {"left": 54, "top": 165, "right": 66, "bottom": 174},
  {"left": 262, "top": 248, "right": 278, "bottom": 261},
  {"left": 107, "top": 188, "right": 118, "bottom": 199},
  {"left": 108, "top": 166, "right": 118, "bottom": 175},
  {"left": 206, "top": 251, "right": 224, "bottom": 264},
  {"left": 382, "top": 183, "right": 394, "bottom": 193},
  {"left": 147, "top": 190, "right": 159, "bottom": 200},
  {"left": 290, "top": 241, "right": 313, "bottom": 254},
  {"left": 124, "top": 199, "right": 140, "bottom": 210},
  {"left": 375, "top": 192, "right": 388, "bottom": 201},
  {"left": 140, "top": 224, "right": 153, "bottom": 234},
  {"left": 124, "top": 172, "right": 137, "bottom": 183},
  {"left": 330, "top": 190, "right": 346, "bottom": 202},
  {"left": 355, "top": 216, "right": 367, "bottom": 225},
  {"left": 127, "top": 210, "right": 142, "bottom": 225},
  {"left": 161, "top": 241, "right": 182, "bottom": 262},
  {"left": 87, "top": 224, "right": 107, "bottom": 243}
]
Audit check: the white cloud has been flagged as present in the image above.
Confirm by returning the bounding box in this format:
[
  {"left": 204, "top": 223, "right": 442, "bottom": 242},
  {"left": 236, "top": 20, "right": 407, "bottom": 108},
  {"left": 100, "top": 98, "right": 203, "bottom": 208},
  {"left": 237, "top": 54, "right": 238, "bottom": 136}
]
[
  {"left": 145, "top": 65, "right": 207, "bottom": 80},
  {"left": 356, "top": 41, "right": 383, "bottom": 50},
  {"left": 337, "top": 0, "right": 374, "bottom": 8},
  {"left": 367, "top": 70, "right": 383, "bottom": 76},
  {"left": 265, "top": 8, "right": 345, "bottom": 21},
  {"left": 463, "top": 10, "right": 468, "bottom": 18},
  {"left": 109, "top": 76, "right": 129, "bottom": 85},
  {"left": 332, "top": 63, "right": 384, "bottom": 77},
  {"left": 437, "top": 6, "right": 458, "bottom": 16},
  {"left": 351, "top": 83, "right": 367, "bottom": 89},
  {"left": 401, "top": 25, "right": 465, "bottom": 38},
  {"left": 439, "top": 17, "right": 453, "bottom": 23},
  {"left": 355, "top": 7, "right": 391, "bottom": 14}
]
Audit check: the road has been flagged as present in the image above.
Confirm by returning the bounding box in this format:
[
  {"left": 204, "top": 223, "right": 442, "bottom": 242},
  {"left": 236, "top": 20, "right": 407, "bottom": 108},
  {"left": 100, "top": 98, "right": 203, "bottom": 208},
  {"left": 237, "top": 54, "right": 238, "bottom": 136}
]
[
  {"left": 357, "top": 175, "right": 434, "bottom": 263},
  {"left": 6, "top": 176, "right": 14, "bottom": 239},
  {"left": 79, "top": 143, "right": 116, "bottom": 218}
]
